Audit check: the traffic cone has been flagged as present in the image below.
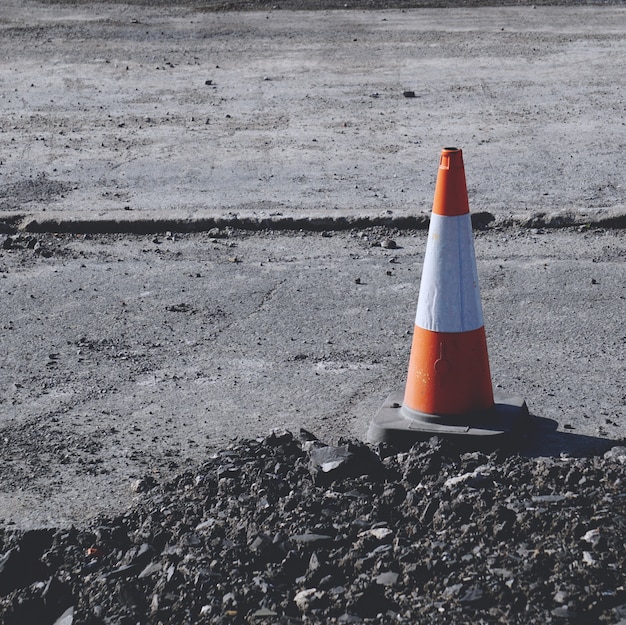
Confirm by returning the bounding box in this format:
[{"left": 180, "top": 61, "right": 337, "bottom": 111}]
[{"left": 368, "top": 148, "right": 529, "bottom": 448}]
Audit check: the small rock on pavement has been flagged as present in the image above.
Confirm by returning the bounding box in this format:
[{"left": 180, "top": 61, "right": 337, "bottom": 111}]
[
  {"left": 308, "top": 441, "right": 383, "bottom": 484},
  {"left": 294, "top": 588, "right": 325, "bottom": 612},
  {"left": 604, "top": 446, "right": 626, "bottom": 463},
  {"left": 375, "top": 571, "right": 399, "bottom": 586},
  {"left": 380, "top": 238, "right": 397, "bottom": 249},
  {"left": 130, "top": 475, "right": 157, "bottom": 493},
  {"left": 53, "top": 606, "right": 74, "bottom": 625}
]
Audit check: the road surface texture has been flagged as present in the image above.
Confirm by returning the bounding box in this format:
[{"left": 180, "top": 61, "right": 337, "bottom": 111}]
[
  {"left": 1, "top": 227, "right": 624, "bottom": 528},
  {"left": 0, "top": 1, "right": 625, "bottom": 529},
  {"left": 1, "top": 1, "right": 625, "bottom": 232}
]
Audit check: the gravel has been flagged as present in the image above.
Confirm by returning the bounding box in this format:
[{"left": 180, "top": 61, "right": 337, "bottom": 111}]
[{"left": 1, "top": 430, "right": 625, "bottom": 624}]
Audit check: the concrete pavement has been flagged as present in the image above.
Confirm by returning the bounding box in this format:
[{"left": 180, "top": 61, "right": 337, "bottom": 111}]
[
  {"left": 0, "top": 228, "right": 624, "bottom": 527},
  {"left": 0, "top": 2, "right": 625, "bottom": 528},
  {"left": 1, "top": 3, "right": 625, "bottom": 233}
]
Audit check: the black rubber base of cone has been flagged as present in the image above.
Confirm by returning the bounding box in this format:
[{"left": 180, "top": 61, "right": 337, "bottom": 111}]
[{"left": 367, "top": 390, "right": 532, "bottom": 451}]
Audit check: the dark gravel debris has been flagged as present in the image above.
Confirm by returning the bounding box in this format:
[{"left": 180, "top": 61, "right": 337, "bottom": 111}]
[{"left": 1, "top": 431, "right": 625, "bottom": 624}]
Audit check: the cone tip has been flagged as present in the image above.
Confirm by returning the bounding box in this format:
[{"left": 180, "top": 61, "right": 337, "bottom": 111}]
[{"left": 433, "top": 147, "right": 469, "bottom": 216}]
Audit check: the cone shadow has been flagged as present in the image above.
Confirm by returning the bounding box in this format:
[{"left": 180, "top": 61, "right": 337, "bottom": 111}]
[{"left": 517, "top": 414, "right": 622, "bottom": 458}]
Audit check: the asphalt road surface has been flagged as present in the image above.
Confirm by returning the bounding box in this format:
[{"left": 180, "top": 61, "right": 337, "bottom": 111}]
[
  {"left": 1, "top": 2, "right": 625, "bottom": 231},
  {"left": 0, "top": 1, "right": 625, "bottom": 528},
  {"left": 0, "top": 227, "right": 624, "bottom": 528}
]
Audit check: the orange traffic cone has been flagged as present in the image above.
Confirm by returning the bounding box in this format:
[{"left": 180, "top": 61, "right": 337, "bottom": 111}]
[{"left": 368, "top": 148, "right": 529, "bottom": 447}]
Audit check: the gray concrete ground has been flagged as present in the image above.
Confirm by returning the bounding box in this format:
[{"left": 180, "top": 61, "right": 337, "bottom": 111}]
[
  {"left": 0, "top": 3, "right": 625, "bottom": 528},
  {"left": 0, "top": 228, "right": 624, "bottom": 528},
  {"left": 1, "top": 3, "right": 625, "bottom": 231}
]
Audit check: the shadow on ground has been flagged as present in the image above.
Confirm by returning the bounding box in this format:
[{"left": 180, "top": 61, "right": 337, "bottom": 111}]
[{"left": 520, "top": 415, "right": 622, "bottom": 458}]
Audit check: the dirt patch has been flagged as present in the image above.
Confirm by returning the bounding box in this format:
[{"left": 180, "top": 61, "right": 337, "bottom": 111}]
[{"left": 0, "top": 174, "right": 74, "bottom": 212}]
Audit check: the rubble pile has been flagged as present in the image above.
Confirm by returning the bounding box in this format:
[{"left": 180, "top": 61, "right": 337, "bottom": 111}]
[{"left": 1, "top": 432, "right": 625, "bottom": 625}]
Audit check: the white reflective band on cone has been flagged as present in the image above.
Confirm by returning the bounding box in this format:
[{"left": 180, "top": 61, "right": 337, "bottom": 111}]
[{"left": 415, "top": 212, "right": 484, "bottom": 333}]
